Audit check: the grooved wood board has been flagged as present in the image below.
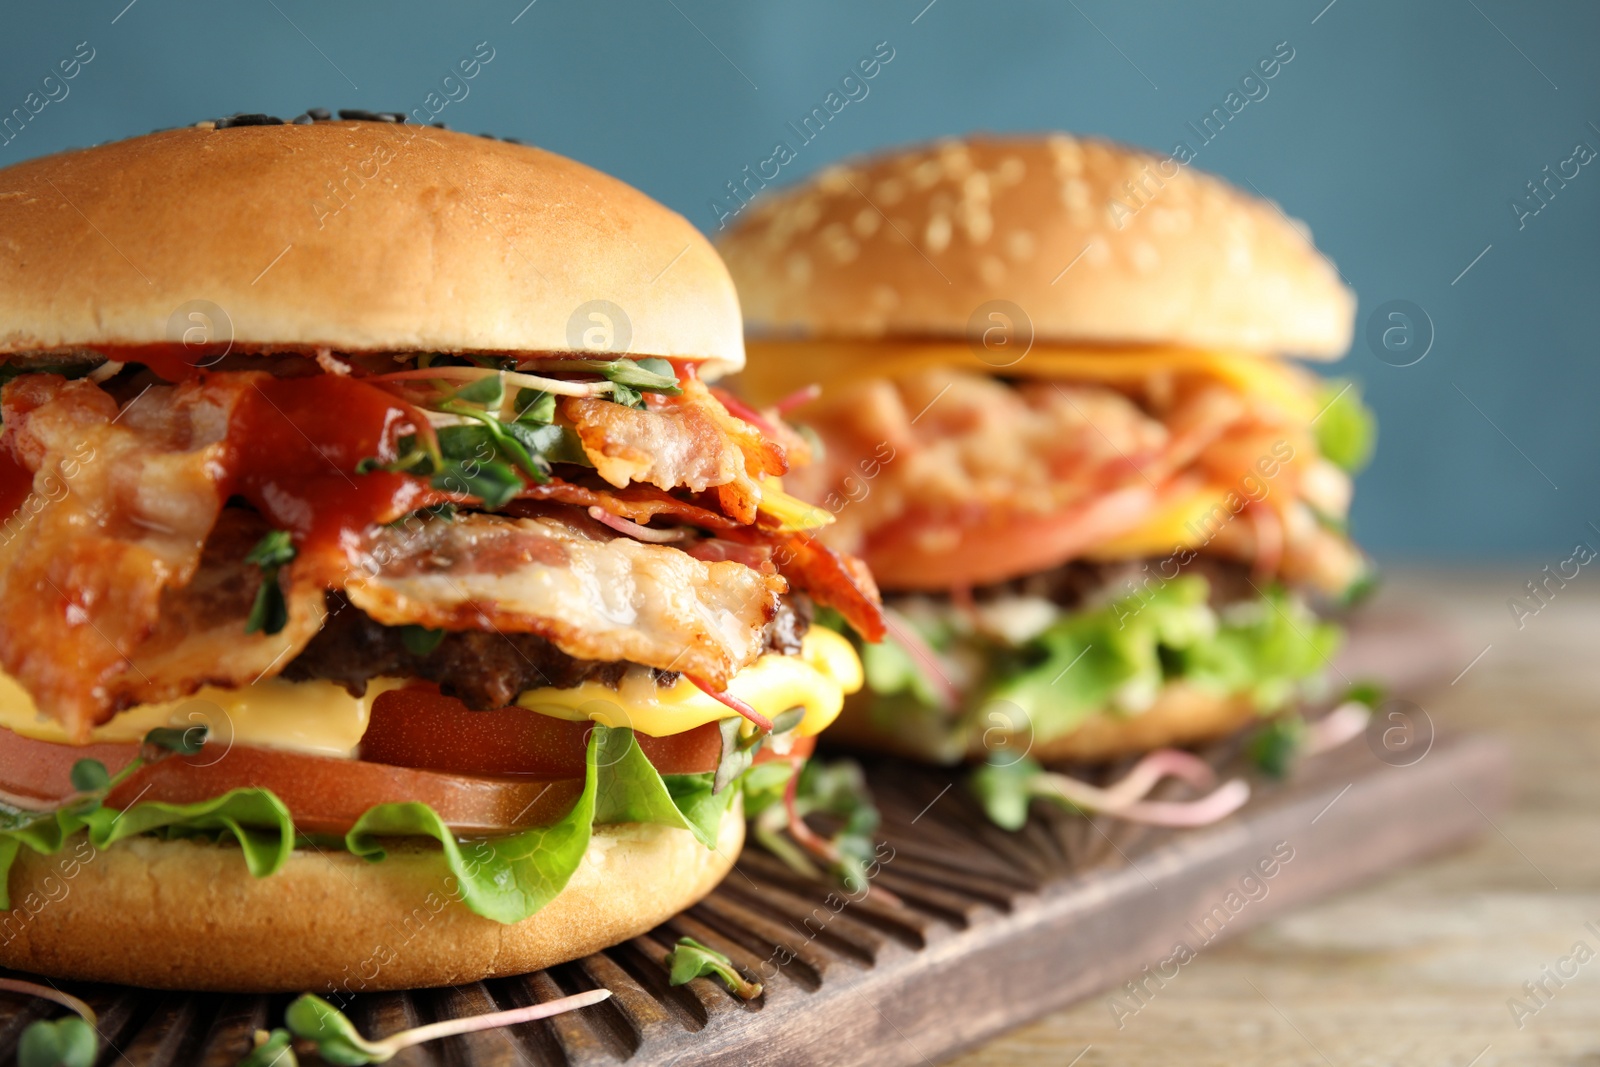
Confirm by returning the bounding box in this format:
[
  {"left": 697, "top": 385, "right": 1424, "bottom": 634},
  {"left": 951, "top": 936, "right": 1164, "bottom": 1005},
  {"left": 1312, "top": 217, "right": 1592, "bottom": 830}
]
[{"left": 0, "top": 614, "right": 1508, "bottom": 1066}]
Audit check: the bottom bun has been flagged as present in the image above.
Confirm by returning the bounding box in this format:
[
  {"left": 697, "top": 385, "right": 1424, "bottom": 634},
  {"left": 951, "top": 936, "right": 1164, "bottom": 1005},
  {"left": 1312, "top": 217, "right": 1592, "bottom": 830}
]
[
  {"left": 0, "top": 799, "right": 742, "bottom": 992},
  {"left": 1017, "top": 685, "right": 1257, "bottom": 763},
  {"left": 829, "top": 683, "right": 1257, "bottom": 765}
]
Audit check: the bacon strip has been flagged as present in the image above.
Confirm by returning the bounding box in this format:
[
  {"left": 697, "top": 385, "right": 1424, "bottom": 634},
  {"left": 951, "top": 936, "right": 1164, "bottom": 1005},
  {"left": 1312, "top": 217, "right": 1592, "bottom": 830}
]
[
  {"left": 0, "top": 370, "right": 876, "bottom": 733},
  {"left": 790, "top": 366, "right": 1351, "bottom": 592},
  {"left": 506, "top": 478, "right": 738, "bottom": 531},
  {"left": 563, "top": 378, "right": 787, "bottom": 524},
  {"left": 0, "top": 375, "right": 321, "bottom": 739},
  {"left": 730, "top": 527, "right": 885, "bottom": 642},
  {"left": 519, "top": 479, "right": 882, "bottom": 634},
  {"left": 345, "top": 511, "right": 785, "bottom": 689}
]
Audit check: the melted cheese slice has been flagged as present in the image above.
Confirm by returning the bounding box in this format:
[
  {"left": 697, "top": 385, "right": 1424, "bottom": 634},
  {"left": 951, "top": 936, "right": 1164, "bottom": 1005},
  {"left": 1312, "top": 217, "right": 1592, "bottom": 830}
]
[
  {"left": 738, "top": 339, "right": 1324, "bottom": 558},
  {"left": 0, "top": 676, "right": 406, "bottom": 756},
  {"left": 518, "top": 626, "right": 861, "bottom": 739},
  {"left": 1086, "top": 482, "right": 1235, "bottom": 556},
  {"left": 0, "top": 628, "right": 863, "bottom": 757},
  {"left": 738, "top": 339, "right": 1322, "bottom": 424}
]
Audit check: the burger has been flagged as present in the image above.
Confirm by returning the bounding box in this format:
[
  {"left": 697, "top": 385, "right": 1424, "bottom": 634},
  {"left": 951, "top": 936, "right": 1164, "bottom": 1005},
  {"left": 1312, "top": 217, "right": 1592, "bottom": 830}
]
[
  {"left": 718, "top": 133, "right": 1372, "bottom": 770},
  {"left": 0, "top": 115, "right": 883, "bottom": 992}
]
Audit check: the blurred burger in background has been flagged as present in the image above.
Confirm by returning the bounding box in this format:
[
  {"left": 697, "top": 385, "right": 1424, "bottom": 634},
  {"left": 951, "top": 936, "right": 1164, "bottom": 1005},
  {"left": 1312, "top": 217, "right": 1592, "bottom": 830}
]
[
  {"left": 0, "top": 116, "right": 882, "bottom": 991},
  {"left": 718, "top": 133, "right": 1373, "bottom": 771}
]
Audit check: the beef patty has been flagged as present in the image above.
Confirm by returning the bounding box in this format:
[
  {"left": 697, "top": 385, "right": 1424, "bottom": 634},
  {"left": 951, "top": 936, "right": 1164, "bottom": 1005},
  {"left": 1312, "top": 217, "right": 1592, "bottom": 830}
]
[
  {"left": 968, "top": 554, "right": 1260, "bottom": 613},
  {"left": 284, "top": 591, "right": 812, "bottom": 710}
]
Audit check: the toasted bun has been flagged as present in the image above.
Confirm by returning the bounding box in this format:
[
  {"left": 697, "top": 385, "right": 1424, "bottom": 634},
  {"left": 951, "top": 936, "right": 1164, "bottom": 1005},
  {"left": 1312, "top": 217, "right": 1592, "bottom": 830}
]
[
  {"left": 1016, "top": 685, "right": 1257, "bottom": 763},
  {"left": 828, "top": 682, "right": 1256, "bottom": 765},
  {"left": 0, "top": 122, "right": 743, "bottom": 375},
  {"left": 718, "top": 133, "right": 1352, "bottom": 358},
  {"left": 0, "top": 804, "right": 741, "bottom": 992}
]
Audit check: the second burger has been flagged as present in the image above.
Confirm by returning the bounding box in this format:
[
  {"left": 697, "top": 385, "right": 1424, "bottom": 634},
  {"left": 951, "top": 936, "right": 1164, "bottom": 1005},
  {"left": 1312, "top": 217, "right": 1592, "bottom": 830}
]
[{"left": 719, "top": 133, "right": 1374, "bottom": 768}]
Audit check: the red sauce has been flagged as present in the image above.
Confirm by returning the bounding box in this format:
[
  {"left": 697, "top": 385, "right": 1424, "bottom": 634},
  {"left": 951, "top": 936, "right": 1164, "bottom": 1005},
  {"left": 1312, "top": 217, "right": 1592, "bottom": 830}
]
[
  {"left": 226, "top": 376, "right": 451, "bottom": 578},
  {"left": 90, "top": 343, "right": 228, "bottom": 382},
  {"left": 3, "top": 348, "right": 699, "bottom": 570}
]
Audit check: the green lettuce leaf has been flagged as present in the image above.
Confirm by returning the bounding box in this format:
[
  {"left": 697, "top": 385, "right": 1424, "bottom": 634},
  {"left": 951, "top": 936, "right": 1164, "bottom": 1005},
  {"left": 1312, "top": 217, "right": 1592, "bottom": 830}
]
[
  {"left": 0, "top": 788, "right": 292, "bottom": 908},
  {"left": 831, "top": 576, "right": 1341, "bottom": 762},
  {"left": 0, "top": 725, "right": 759, "bottom": 926},
  {"left": 592, "top": 728, "right": 734, "bottom": 848},
  {"left": 989, "top": 576, "right": 1207, "bottom": 739},
  {"left": 1315, "top": 378, "right": 1376, "bottom": 474},
  {"left": 1174, "top": 589, "right": 1341, "bottom": 709},
  {"left": 990, "top": 577, "right": 1338, "bottom": 744},
  {"left": 662, "top": 773, "right": 739, "bottom": 848},
  {"left": 860, "top": 634, "right": 950, "bottom": 708},
  {"left": 343, "top": 794, "right": 594, "bottom": 926},
  {"left": 345, "top": 725, "right": 741, "bottom": 924}
]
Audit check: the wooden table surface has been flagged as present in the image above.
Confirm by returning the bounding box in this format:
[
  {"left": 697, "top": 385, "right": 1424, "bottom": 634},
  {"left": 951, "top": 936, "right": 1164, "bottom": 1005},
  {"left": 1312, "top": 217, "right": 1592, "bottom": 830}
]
[{"left": 949, "top": 567, "right": 1599, "bottom": 1067}]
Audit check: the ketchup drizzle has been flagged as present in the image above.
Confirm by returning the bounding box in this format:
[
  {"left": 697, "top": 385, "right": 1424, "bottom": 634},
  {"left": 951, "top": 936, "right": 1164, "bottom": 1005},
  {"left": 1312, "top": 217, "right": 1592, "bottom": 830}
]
[{"left": 227, "top": 375, "right": 451, "bottom": 578}]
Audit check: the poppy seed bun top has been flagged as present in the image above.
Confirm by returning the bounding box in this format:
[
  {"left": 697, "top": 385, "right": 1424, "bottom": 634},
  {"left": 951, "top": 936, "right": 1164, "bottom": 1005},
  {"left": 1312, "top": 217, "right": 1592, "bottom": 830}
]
[
  {"left": 718, "top": 133, "right": 1353, "bottom": 359},
  {"left": 0, "top": 123, "right": 744, "bottom": 375}
]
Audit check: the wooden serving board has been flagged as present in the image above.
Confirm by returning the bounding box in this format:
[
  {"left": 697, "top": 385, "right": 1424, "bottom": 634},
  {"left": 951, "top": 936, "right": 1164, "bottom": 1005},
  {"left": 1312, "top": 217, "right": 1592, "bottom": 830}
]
[{"left": 0, "top": 612, "right": 1508, "bottom": 1066}]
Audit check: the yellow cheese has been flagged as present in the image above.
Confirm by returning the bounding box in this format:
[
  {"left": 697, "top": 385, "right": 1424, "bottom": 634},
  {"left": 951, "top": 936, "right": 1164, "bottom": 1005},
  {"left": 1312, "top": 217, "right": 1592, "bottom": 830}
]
[
  {"left": 1084, "top": 484, "right": 1225, "bottom": 557},
  {"left": 738, "top": 339, "right": 1322, "bottom": 424},
  {"left": 757, "top": 475, "right": 836, "bottom": 531},
  {"left": 0, "top": 676, "right": 404, "bottom": 757},
  {"left": 738, "top": 338, "right": 1326, "bottom": 560},
  {"left": 0, "top": 628, "right": 864, "bottom": 755},
  {"left": 518, "top": 626, "right": 862, "bottom": 739}
]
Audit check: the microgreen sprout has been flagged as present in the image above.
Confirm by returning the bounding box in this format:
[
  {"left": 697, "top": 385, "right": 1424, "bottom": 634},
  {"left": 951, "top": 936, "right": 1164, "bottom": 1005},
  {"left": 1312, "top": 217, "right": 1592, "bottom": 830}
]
[
  {"left": 244, "top": 530, "right": 296, "bottom": 636},
  {"left": 267, "top": 988, "right": 611, "bottom": 1065},
  {"left": 665, "top": 937, "right": 762, "bottom": 1000},
  {"left": 8, "top": 978, "right": 98, "bottom": 1067}
]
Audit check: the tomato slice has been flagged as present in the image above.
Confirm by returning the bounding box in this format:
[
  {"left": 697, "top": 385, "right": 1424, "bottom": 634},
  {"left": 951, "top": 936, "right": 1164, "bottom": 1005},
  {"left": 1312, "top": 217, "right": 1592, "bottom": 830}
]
[
  {"left": 358, "top": 684, "right": 812, "bottom": 778},
  {"left": 105, "top": 747, "right": 582, "bottom": 836},
  {"left": 0, "top": 689, "right": 812, "bottom": 836},
  {"left": 361, "top": 684, "right": 692, "bottom": 776},
  {"left": 861, "top": 485, "right": 1159, "bottom": 589},
  {"left": 0, "top": 729, "right": 139, "bottom": 803}
]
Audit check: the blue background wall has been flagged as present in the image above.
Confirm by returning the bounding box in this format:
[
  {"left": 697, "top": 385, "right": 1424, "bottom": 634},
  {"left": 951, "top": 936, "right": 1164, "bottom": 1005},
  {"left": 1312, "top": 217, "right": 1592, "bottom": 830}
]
[{"left": 2, "top": 0, "right": 1595, "bottom": 561}]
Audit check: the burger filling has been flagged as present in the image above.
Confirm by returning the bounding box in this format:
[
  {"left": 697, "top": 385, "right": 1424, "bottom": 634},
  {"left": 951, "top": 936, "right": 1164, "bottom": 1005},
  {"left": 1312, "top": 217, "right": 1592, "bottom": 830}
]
[
  {"left": 832, "top": 557, "right": 1339, "bottom": 763},
  {"left": 755, "top": 340, "right": 1373, "bottom": 761},
  {"left": 0, "top": 350, "right": 884, "bottom": 922}
]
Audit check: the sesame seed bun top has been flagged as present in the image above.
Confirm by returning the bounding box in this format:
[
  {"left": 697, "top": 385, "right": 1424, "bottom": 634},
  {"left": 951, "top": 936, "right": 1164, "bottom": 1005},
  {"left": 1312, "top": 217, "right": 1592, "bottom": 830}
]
[
  {"left": 717, "top": 133, "right": 1354, "bottom": 359},
  {"left": 0, "top": 122, "right": 745, "bottom": 375}
]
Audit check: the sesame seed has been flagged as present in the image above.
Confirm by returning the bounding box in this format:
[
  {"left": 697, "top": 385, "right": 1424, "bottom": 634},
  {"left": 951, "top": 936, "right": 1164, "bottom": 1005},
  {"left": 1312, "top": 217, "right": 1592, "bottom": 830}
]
[
  {"left": 875, "top": 178, "right": 906, "bottom": 205},
  {"left": 1048, "top": 135, "right": 1084, "bottom": 176},
  {"left": 960, "top": 205, "right": 993, "bottom": 244},
  {"left": 1005, "top": 230, "right": 1036, "bottom": 261},
  {"left": 817, "top": 166, "right": 853, "bottom": 194},
  {"left": 820, "top": 222, "right": 859, "bottom": 263}
]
